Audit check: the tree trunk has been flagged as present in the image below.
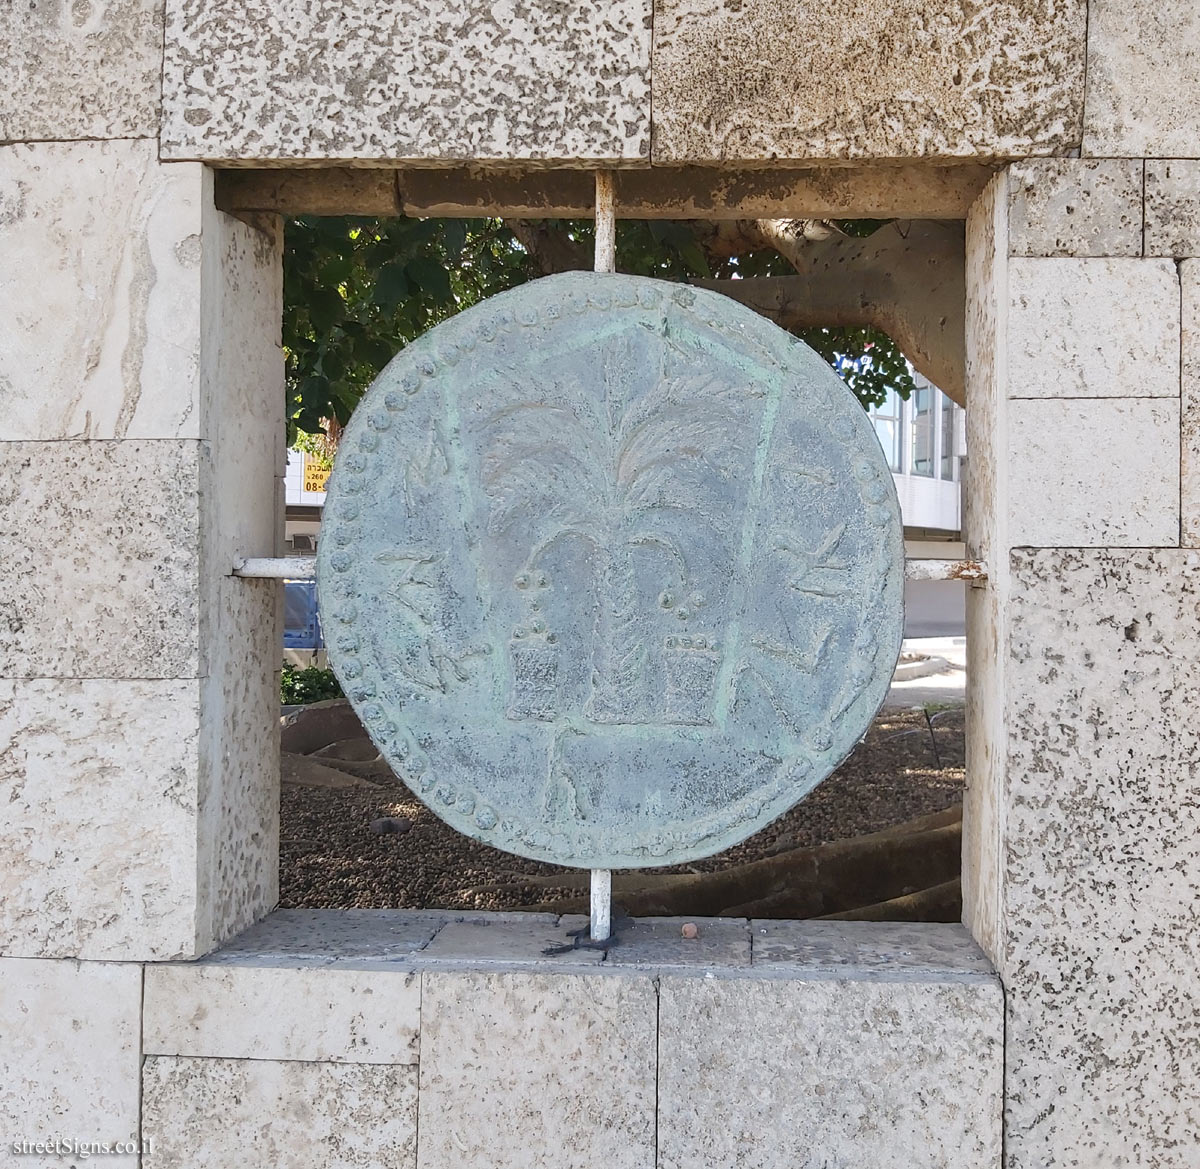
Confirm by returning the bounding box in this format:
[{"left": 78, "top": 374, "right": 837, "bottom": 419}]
[
  {"left": 585, "top": 540, "right": 645, "bottom": 723},
  {"left": 697, "top": 219, "right": 965, "bottom": 403},
  {"left": 479, "top": 804, "right": 964, "bottom": 919}
]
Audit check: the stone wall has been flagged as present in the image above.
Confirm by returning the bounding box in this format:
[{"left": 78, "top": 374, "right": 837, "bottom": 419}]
[
  {"left": 4, "top": 2, "right": 1200, "bottom": 1167},
  {"left": 964, "top": 160, "right": 1200, "bottom": 1167},
  {"left": 4, "top": 0, "right": 1199, "bottom": 165},
  {"left": 0, "top": 142, "right": 283, "bottom": 960},
  {"left": 2, "top": 913, "right": 1002, "bottom": 1169}
]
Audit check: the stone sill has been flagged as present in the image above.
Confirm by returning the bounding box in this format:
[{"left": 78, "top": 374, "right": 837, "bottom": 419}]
[{"left": 173, "top": 909, "right": 997, "bottom": 984}]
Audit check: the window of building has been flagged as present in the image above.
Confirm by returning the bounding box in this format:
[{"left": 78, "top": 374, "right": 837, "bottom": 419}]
[
  {"left": 940, "top": 393, "right": 958, "bottom": 480},
  {"left": 910, "top": 386, "right": 934, "bottom": 477},
  {"left": 871, "top": 388, "right": 902, "bottom": 472}
]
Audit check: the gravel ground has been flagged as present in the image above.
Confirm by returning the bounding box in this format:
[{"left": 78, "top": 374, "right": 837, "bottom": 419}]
[{"left": 279, "top": 706, "right": 965, "bottom": 913}]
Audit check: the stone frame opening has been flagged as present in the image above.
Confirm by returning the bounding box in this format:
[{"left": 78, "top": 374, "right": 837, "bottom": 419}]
[{"left": 246, "top": 164, "right": 979, "bottom": 927}]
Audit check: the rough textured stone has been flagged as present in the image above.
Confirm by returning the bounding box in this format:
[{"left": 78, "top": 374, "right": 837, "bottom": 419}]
[
  {"left": 1001, "top": 549, "right": 1200, "bottom": 1167},
  {"left": 318, "top": 272, "right": 903, "bottom": 869},
  {"left": 161, "top": 0, "right": 650, "bottom": 163},
  {"left": 207, "top": 908, "right": 448, "bottom": 966},
  {"left": 1007, "top": 258, "right": 1180, "bottom": 398},
  {"left": 195, "top": 578, "right": 279, "bottom": 953},
  {"left": 1008, "top": 397, "right": 1179, "bottom": 547},
  {"left": 194, "top": 206, "right": 284, "bottom": 952},
  {"left": 1183, "top": 260, "right": 1200, "bottom": 548},
  {"left": 1007, "top": 158, "right": 1142, "bottom": 257},
  {"left": 0, "top": 681, "right": 203, "bottom": 960},
  {"left": 0, "top": 441, "right": 201, "bottom": 679},
  {"left": 0, "top": 958, "right": 142, "bottom": 1166},
  {"left": 658, "top": 974, "right": 1002, "bottom": 1169},
  {"left": 651, "top": 0, "right": 1086, "bottom": 162},
  {"left": 605, "top": 915, "right": 751, "bottom": 969},
  {"left": 0, "top": 142, "right": 205, "bottom": 440},
  {"left": 144, "top": 962, "right": 420, "bottom": 1063},
  {"left": 1084, "top": 2, "right": 1200, "bottom": 157},
  {"left": 751, "top": 920, "right": 995, "bottom": 977},
  {"left": 962, "top": 172, "right": 1008, "bottom": 960},
  {"left": 0, "top": 0, "right": 162, "bottom": 141},
  {"left": 965, "top": 177, "right": 1200, "bottom": 1166},
  {"left": 418, "top": 918, "right": 604, "bottom": 968},
  {"left": 143, "top": 1057, "right": 417, "bottom": 1169},
  {"left": 418, "top": 971, "right": 656, "bottom": 1169},
  {"left": 0, "top": 177, "right": 282, "bottom": 961},
  {"left": 1145, "top": 161, "right": 1200, "bottom": 258}
]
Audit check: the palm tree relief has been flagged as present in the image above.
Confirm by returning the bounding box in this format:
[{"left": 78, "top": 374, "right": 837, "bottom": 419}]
[{"left": 479, "top": 340, "right": 747, "bottom": 729}]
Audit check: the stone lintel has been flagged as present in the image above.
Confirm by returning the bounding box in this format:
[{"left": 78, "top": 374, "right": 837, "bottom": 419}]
[{"left": 215, "top": 163, "right": 996, "bottom": 221}]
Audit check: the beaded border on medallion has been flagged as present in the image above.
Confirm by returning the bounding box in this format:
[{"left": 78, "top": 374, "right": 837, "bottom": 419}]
[{"left": 318, "top": 273, "right": 903, "bottom": 868}]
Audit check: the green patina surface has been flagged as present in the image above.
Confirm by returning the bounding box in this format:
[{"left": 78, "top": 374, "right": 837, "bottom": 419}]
[{"left": 318, "top": 272, "right": 903, "bottom": 869}]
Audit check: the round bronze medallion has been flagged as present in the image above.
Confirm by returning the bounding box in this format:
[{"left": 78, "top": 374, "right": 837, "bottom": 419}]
[{"left": 318, "top": 272, "right": 903, "bottom": 868}]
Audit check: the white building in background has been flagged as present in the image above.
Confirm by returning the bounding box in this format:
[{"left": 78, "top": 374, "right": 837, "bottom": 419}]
[{"left": 868, "top": 370, "right": 965, "bottom": 538}]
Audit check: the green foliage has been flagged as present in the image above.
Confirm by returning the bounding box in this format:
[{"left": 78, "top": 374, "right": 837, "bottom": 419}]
[
  {"left": 283, "top": 216, "right": 914, "bottom": 441},
  {"left": 284, "top": 216, "right": 533, "bottom": 442},
  {"left": 281, "top": 662, "right": 344, "bottom": 705}
]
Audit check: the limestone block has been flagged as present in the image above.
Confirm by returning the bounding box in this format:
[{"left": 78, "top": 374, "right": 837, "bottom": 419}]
[
  {"left": 142, "top": 1056, "right": 417, "bottom": 1168},
  {"left": 604, "top": 915, "right": 750, "bottom": 969},
  {"left": 418, "top": 917, "right": 603, "bottom": 969},
  {"left": 206, "top": 908, "right": 448, "bottom": 965},
  {"left": 1001, "top": 548, "right": 1200, "bottom": 1166},
  {"left": 0, "top": 0, "right": 162, "bottom": 141},
  {"left": 0, "top": 440, "right": 201, "bottom": 679},
  {"left": 0, "top": 680, "right": 201, "bottom": 959},
  {"left": 651, "top": 0, "right": 1086, "bottom": 162},
  {"left": 1007, "top": 158, "right": 1142, "bottom": 257},
  {"left": 195, "top": 574, "right": 280, "bottom": 952},
  {"left": 1145, "top": 161, "right": 1200, "bottom": 258},
  {"left": 0, "top": 142, "right": 206, "bottom": 441},
  {"left": 191, "top": 205, "right": 284, "bottom": 951},
  {"left": 1084, "top": 2, "right": 1200, "bottom": 157},
  {"left": 161, "top": 0, "right": 651, "bottom": 163},
  {"left": 0, "top": 958, "right": 142, "bottom": 1167},
  {"left": 1183, "top": 260, "right": 1200, "bottom": 547},
  {"left": 144, "top": 962, "right": 420, "bottom": 1063},
  {"left": 751, "top": 919, "right": 994, "bottom": 975},
  {"left": 1007, "top": 258, "right": 1180, "bottom": 398},
  {"left": 658, "top": 973, "right": 1002, "bottom": 1169},
  {"left": 197, "top": 207, "right": 287, "bottom": 572},
  {"left": 418, "top": 971, "right": 656, "bottom": 1169},
  {"left": 1008, "top": 398, "right": 1179, "bottom": 547}
]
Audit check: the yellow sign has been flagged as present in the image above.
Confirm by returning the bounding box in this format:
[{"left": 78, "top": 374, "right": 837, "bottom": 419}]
[{"left": 302, "top": 457, "right": 331, "bottom": 494}]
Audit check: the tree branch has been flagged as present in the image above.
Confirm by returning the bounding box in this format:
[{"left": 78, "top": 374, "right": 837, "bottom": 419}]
[
  {"left": 504, "top": 219, "right": 590, "bottom": 275},
  {"left": 695, "top": 220, "right": 966, "bottom": 404}
]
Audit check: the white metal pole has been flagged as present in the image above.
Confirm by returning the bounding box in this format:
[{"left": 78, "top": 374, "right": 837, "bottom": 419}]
[
  {"left": 594, "top": 171, "right": 616, "bottom": 274},
  {"left": 231, "top": 556, "right": 989, "bottom": 584},
  {"left": 588, "top": 171, "right": 617, "bottom": 945},
  {"left": 590, "top": 868, "right": 612, "bottom": 943}
]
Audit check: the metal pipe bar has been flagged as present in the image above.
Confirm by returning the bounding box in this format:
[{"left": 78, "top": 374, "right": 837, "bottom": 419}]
[
  {"left": 590, "top": 869, "right": 612, "bottom": 943},
  {"left": 234, "top": 556, "right": 988, "bottom": 583},
  {"left": 594, "top": 171, "right": 616, "bottom": 274},
  {"left": 233, "top": 556, "right": 316, "bottom": 579},
  {"left": 589, "top": 171, "right": 617, "bottom": 945},
  {"left": 903, "top": 558, "right": 988, "bottom": 582}
]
